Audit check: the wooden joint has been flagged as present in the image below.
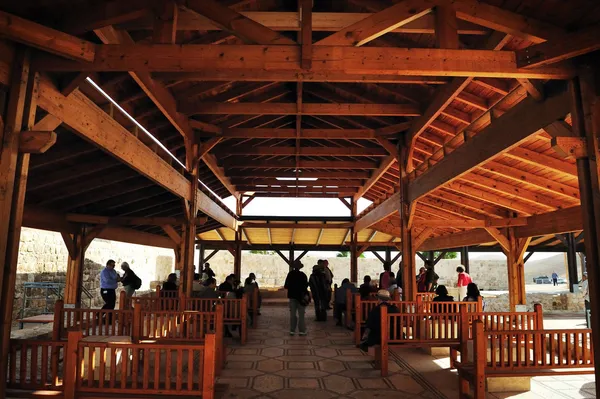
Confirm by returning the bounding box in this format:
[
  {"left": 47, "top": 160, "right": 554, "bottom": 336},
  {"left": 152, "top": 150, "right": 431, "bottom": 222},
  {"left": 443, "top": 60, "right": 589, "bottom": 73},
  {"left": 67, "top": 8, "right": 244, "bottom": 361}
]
[
  {"left": 551, "top": 136, "right": 587, "bottom": 158},
  {"left": 19, "top": 130, "right": 57, "bottom": 153}
]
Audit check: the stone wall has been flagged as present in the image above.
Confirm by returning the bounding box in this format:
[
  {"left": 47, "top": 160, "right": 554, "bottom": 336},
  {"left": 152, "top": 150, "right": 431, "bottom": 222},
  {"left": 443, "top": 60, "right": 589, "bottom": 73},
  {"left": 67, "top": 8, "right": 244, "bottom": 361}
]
[
  {"left": 15, "top": 227, "right": 175, "bottom": 320},
  {"left": 483, "top": 291, "right": 587, "bottom": 312}
]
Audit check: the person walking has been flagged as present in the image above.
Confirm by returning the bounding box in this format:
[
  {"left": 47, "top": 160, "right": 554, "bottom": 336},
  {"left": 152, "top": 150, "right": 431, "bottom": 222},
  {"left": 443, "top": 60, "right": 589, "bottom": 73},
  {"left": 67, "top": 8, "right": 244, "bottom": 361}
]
[
  {"left": 552, "top": 271, "right": 559, "bottom": 286},
  {"left": 309, "top": 264, "right": 329, "bottom": 322},
  {"left": 100, "top": 259, "right": 120, "bottom": 310},
  {"left": 456, "top": 266, "right": 472, "bottom": 301},
  {"left": 120, "top": 262, "right": 141, "bottom": 298},
  {"left": 284, "top": 261, "right": 309, "bottom": 336}
]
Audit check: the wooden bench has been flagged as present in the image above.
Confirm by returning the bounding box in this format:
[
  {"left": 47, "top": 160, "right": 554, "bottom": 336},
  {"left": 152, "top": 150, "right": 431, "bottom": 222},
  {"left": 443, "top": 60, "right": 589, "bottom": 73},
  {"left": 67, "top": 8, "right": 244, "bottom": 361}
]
[
  {"left": 185, "top": 296, "right": 248, "bottom": 344},
  {"left": 352, "top": 295, "right": 482, "bottom": 345},
  {"left": 16, "top": 313, "right": 55, "bottom": 329},
  {"left": 55, "top": 301, "right": 134, "bottom": 340},
  {"left": 457, "top": 320, "right": 594, "bottom": 399}
]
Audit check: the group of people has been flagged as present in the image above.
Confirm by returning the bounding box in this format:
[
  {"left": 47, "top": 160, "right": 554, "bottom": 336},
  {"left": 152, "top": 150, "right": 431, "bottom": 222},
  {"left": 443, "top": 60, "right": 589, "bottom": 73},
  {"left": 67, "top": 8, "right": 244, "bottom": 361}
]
[{"left": 100, "top": 260, "right": 142, "bottom": 310}]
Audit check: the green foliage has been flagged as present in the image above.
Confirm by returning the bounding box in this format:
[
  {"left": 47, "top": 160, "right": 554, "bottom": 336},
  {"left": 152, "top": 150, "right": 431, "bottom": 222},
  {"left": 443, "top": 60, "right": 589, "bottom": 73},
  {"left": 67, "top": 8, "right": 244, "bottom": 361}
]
[
  {"left": 435, "top": 251, "right": 458, "bottom": 260},
  {"left": 250, "top": 250, "right": 275, "bottom": 255},
  {"left": 337, "top": 251, "right": 364, "bottom": 258}
]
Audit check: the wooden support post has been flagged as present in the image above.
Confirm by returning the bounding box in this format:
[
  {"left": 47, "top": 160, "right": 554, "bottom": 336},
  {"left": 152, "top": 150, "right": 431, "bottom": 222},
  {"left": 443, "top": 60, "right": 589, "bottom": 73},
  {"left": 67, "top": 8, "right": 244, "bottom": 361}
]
[
  {"left": 198, "top": 243, "right": 205, "bottom": 274},
  {"left": 350, "top": 199, "right": 358, "bottom": 282},
  {"left": 566, "top": 232, "right": 579, "bottom": 292},
  {"left": 289, "top": 246, "right": 295, "bottom": 271},
  {"left": 183, "top": 146, "right": 200, "bottom": 295},
  {"left": 399, "top": 144, "right": 417, "bottom": 300},
  {"left": 62, "top": 226, "right": 85, "bottom": 306},
  {"left": 506, "top": 228, "right": 531, "bottom": 311},
  {"left": 460, "top": 246, "right": 470, "bottom": 273},
  {"left": 570, "top": 70, "right": 600, "bottom": 393},
  {"left": 234, "top": 230, "right": 242, "bottom": 278},
  {"left": 0, "top": 49, "right": 36, "bottom": 398}
]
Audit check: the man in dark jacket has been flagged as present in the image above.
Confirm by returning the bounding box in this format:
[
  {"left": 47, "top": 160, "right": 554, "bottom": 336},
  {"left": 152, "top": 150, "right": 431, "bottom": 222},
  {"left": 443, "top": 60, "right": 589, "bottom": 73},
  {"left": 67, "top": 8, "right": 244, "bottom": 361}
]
[
  {"left": 120, "top": 262, "right": 140, "bottom": 298},
  {"left": 309, "top": 264, "right": 329, "bottom": 322},
  {"left": 284, "top": 261, "right": 309, "bottom": 336},
  {"left": 218, "top": 275, "right": 235, "bottom": 293}
]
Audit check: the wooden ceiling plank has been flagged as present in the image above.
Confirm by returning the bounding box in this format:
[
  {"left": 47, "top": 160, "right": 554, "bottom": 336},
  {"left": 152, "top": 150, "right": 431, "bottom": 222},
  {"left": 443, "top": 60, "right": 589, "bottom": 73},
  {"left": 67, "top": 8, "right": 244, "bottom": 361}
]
[
  {"left": 314, "top": 0, "right": 435, "bottom": 47},
  {"left": 300, "top": 0, "right": 312, "bottom": 70},
  {"left": 407, "top": 86, "right": 571, "bottom": 203},
  {"left": 420, "top": 228, "right": 494, "bottom": 251},
  {"left": 33, "top": 45, "right": 575, "bottom": 80},
  {"left": 355, "top": 191, "right": 400, "bottom": 232},
  {"left": 0, "top": 10, "right": 95, "bottom": 62},
  {"left": 202, "top": 153, "right": 238, "bottom": 199},
  {"left": 435, "top": 2, "right": 459, "bottom": 49},
  {"left": 184, "top": 0, "right": 296, "bottom": 45},
  {"left": 353, "top": 155, "right": 396, "bottom": 201}
]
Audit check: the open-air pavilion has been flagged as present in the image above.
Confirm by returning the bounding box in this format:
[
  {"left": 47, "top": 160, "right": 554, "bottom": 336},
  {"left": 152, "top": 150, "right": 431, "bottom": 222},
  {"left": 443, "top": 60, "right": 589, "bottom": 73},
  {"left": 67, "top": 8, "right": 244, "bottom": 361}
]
[{"left": 0, "top": 0, "right": 599, "bottom": 398}]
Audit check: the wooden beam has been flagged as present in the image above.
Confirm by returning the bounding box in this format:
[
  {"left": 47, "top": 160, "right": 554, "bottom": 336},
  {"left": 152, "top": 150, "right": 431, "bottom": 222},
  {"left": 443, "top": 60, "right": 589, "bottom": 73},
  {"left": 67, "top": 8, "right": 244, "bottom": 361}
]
[
  {"left": 484, "top": 227, "right": 510, "bottom": 252},
  {"left": 300, "top": 0, "right": 312, "bottom": 70},
  {"left": 314, "top": 0, "right": 435, "bottom": 47},
  {"left": 153, "top": 1, "right": 178, "bottom": 44},
  {"left": 242, "top": 222, "right": 353, "bottom": 229},
  {"left": 514, "top": 206, "right": 582, "bottom": 238},
  {"left": 551, "top": 137, "right": 588, "bottom": 159},
  {"left": 184, "top": 0, "right": 296, "bottom": 45},
  {"left": 355, "top": 191, "right": 400, "bottom": 232},
  {"left": 223, "top": 159, "right": 379, "bottom": 169},
  {"left": 420, "top": 228, "right": 494, "bottom": 251},
  {"left": 414, "top": 217, "right": 527, "bottom": 229},
  {"left": 180, "top": 102, "right": 421, "bottom": 116},
  {"left": 122, "top": 11, "right": 490, "bottom": 35},
  {"left": 18, "top": 131, "right": 56, "bottom": 153},
  {"left": 219, "top": 128, "right": 379, "bottom": 139},
  {"left": 33, "top": 45, "right": 575, "bottom": 79},
  {"left": 504, "top": 147, "right": 578, "bottom": 177},
  {"left": 413, "top": 227, "right": 434, "bottom": 251},
  {"left": 162, "top": 224, "right": 182, "bottom": 245},
  {"left": 234, "top": 179, "right": 363, "bottom": 187},
  {"left": 98, "top": 226, "right": 176, "bottom": 249},
  {"left": 35, "top": 76, "right": 236, "bottom": 230},
  {"left": 517, "top": 78, "right": 544, "bottom": 101},
  {"left": 354, "top": 155, "right": 396, "bottom": 201},
  {"left": 61, "top": 0, "right": 152, "bottom": 34},
  {"left": 215, "top": 146, "right": 388, "bottom": 157},
  {"left": 408, "top": 86, "right": 571, "bottom": 202},
  {"left": 517, "top": 24, "right": 600, "bottom": 68},
  {"left": 0, "top": 11, "right": 96, "bottom": 62},
  {"left": 451, "top": 0, "right": 564, "bottom": 43},
  {"left": 203, "top": 153, "right": 238, "bottom": 199},
  {"left": 435, "top": 3, "right": 459, "bottom": 49}
]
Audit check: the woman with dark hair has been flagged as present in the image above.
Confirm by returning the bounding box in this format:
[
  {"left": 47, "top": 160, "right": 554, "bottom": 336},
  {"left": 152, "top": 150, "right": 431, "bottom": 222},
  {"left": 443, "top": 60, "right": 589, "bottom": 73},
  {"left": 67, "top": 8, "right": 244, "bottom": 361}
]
[
  {"left": 456, "top": 266, "right": 472, "bottom": 301},
  {"left": 432, "top": 285, "right": 454, "bottom": 302},
  {"left": 464, "top": 283, "right": 482, "bottom": 302}
]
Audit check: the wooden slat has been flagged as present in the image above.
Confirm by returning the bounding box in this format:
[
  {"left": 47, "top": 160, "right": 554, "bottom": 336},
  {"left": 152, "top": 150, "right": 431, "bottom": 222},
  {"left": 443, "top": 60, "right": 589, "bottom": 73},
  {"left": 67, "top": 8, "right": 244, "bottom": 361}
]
[{"left": 355, "top": 192, "right": 400, "bottom": 232}]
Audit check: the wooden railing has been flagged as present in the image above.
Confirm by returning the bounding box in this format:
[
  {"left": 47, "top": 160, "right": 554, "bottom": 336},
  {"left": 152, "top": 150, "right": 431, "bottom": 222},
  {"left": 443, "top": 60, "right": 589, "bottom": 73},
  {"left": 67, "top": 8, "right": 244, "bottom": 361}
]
[
  {"left": 7, "top": 339, "right": 66, "bottom": 391},
  {"left": 68, "top": 330, "right": 217, "bottom": 399},
  {"left": 185, "top": 296, "right": 248, "bottom": 344},
  {"left": 417, "top": 292, "right": 436, "bottom": 302},
  {"left": 58, "top": 305, "right": 134, "bottom": 339},
  {"left": 457, "top": 321, "right": 594, "bottom": 399}
]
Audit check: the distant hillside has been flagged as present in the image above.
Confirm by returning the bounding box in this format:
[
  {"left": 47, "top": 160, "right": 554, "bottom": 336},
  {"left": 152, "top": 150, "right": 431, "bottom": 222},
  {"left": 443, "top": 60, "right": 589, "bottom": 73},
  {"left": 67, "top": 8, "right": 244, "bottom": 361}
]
[{"left": 524, "top": 254, "right": 576, "bottom": 281}]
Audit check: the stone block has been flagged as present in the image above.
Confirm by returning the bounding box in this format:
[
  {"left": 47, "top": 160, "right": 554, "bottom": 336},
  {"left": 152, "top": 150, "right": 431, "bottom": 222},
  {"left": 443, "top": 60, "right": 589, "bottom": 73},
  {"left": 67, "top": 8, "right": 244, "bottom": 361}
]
[
  {"left": 486, "top": 376, "right": 531, "bottom": 392},
  {"left": 422, "top": 347, "right": 450, "bottom": 356}
]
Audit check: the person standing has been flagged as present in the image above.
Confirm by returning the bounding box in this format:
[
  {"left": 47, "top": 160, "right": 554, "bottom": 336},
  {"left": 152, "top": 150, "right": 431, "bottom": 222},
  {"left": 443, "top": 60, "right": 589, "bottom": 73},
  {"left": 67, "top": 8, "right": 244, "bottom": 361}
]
[
  {"left": 249, "top": 272, "right": 262, "bottom": 315},
  {"left": 284, "top": 261, "right": 309, "bottom": 336},
  {"left": 100, "top": 259, "right": 120, "bottom": 310},
  {"left": 379, "top": 261, "right": 392, "bottom": 290},
  {"left": 120, "top": 262, "right": 141, "bottom": 298},
  {"left": 581, "top": 273, "right": 590, "bottom": 327},
  {"left": 416, "top": 267, "right": 427, "bottom": 292},
  {"left": 424, "top": 260, "right": 439, "bottom": 292},
  {"left": 334, "top": 278, "right": 356, "bottom": 326},
  {"left": 552, "top": 271, "right": 559, "bottom": 286},
  {"left": 322, "top": 260, "right": 334, "bottom": 309},
  {"left": 309, "top": 264, "right": 329, "bottom": 322},
  {"left": 456, "top": 266, "right": 472, "bottom": 301}
]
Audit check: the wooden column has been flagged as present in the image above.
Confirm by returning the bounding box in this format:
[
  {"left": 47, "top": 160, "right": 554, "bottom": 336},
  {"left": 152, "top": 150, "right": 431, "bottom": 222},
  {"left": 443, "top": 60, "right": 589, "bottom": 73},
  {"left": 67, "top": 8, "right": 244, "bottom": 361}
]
[
  {"left": 0, "top": 48, "right": 35, "bottom": 397},
  {"left": 183, "top": 140, "right": 199, "bottom": 296},
  {"left": 197, "top": 243, "right": 205, "bottom": 274},
  {"left": 399, "top": 144, "right": 416, "bottom": 300},
  {"left": 570, "top": 70, "right": 600, "bottom": 392},
  {"left": 288, "top": 246, "right": 295, "bottom": 272},
  {"left": 350, "top": 199, "right": 358, "bottom": 282},
  {"left": 506, "top": 228, "right": 531, "bottom": 311},
  {"left": 62, "top": 227, "right": 85, "bottom": 306},
  {"left": 566, "top": 233, "right": 579, "bottom": 292},
  {"left": 233, "top": 230, "right": 242, "bottom": 278},
  {"left": 460, "top": 246, "right": 470, "bottom": 273}
]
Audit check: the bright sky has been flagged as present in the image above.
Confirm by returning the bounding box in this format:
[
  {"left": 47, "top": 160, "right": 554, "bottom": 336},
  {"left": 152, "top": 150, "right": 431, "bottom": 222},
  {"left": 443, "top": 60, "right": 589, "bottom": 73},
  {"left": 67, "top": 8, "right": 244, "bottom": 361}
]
[{"left": 222, "top": 196, "right": 373, "bottom": 216}]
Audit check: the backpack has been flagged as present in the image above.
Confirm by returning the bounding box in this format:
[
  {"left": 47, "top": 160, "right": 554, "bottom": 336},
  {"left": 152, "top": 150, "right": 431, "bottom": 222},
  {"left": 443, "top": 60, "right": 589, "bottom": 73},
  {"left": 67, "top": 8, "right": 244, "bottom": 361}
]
[{"left": 132, "top": 274, "right": 142, "bottom": 290}]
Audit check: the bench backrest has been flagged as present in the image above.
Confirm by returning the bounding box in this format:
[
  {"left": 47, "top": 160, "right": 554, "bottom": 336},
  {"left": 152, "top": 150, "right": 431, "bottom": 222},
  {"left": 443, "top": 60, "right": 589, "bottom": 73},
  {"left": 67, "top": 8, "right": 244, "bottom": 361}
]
[
  {"left": 138, "top": 308, "right": 223, "bottom": 342},
  {"left": 185, "top": 296, "right": 247, "bottom": 323},
  {"left": 382, "top": 308, "right": 462, "bottom": 345},
  {"left": 58, "top": 307, "right": 133, "bottom": 339},
  {"left": 7, "top": 339, "right": 66, "bottom": 391}
]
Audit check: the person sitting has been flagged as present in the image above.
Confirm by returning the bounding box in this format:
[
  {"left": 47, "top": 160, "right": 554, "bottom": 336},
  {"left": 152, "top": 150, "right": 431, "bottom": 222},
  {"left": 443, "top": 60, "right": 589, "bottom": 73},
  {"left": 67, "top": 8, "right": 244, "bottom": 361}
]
[
  {"left": 334, "top": 278, "right": 357, "bottom": 326},
  {"left": 162, "top": 273, "right": 178, "bottom": 293},
  {"left": 359, "top": 275, "right": 376, "bottom": 299},
  {"left": 218, "top": 275, "right": 235, "bottom": 293},
  {"left": 202, "top": 263, "right": 215, "bottom": 281},
  {"left": 463, "top": 282, "right": 484, "bottom": 310},
  {"left": 192, "top": 278, "right": 218, "bottom": 299},
  {"left": 379, "top": 261, "right": 393, "bottom": 290},
  {"left": 432, "top": 285, "right": 454, "bottom": 302},
  {"left": 358, "top": 290, "right": 400, "bottom": 352},
  {"left": 192, "top": 273, "right": 203, "bottom": 292},
  {"left": 387, "top": 274, "right": 402, "bottom": 300}
]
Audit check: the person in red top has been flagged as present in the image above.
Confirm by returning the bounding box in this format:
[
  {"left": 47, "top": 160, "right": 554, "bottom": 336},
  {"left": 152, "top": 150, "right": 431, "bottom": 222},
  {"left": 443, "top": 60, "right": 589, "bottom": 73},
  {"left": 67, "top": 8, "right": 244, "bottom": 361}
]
[
  {"left": 456, "top": 266, "right": 472, "bottom": 301},
  {"left": 379, "top": 262, "right": 392, "bottom": 290}
]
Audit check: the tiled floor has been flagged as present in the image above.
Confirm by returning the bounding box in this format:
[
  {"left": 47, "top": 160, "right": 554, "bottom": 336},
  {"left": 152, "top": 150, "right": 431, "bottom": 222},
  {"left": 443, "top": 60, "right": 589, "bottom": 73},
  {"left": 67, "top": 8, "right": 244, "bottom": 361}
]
[{"left": 216, "top": 307, "right": 596, "bottom": 399}]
